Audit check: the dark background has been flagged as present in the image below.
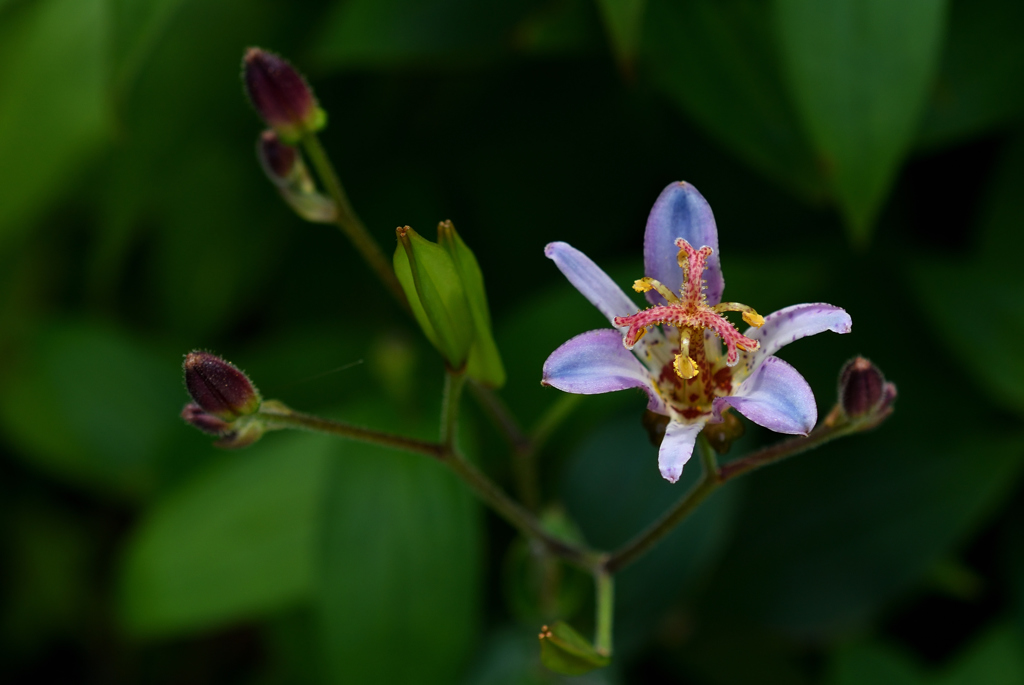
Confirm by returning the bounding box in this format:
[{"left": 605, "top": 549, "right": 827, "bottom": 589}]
[{"left": 1, "top": 0, "right": 1023, "bottom": 683}]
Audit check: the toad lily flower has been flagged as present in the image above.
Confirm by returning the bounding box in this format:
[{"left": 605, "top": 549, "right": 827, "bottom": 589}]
[{"left": 541, "top": 182, "right": 852, "bottom": 483}]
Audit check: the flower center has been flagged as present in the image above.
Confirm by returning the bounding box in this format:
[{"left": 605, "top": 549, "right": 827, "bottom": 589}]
[{"left": 613, "top": 238, "right": 763, "bottom": 382}]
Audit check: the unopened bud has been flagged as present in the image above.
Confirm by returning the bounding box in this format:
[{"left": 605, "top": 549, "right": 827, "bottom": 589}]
[
  {"left": 642, "top": 409, "right": 670, "bottom": 447},
  {"left": 258, "top": 130, "right": 299, "bottom": 185},
  {"left": 214, "top": 419, "right": 266, "bottom": 450},
  {"left": 257, "top": 130, "right": 337, "bottom": 223},
  {"left": 437, "top": 220, "right": 506, "bottom": 387},
  {"left": 183, "top": 351, "right": 262, "bottom": 420},
  {"left": 538, "top": 621, "right": 610, "bottom": 675},
  {"left": 702, "top": 409, "right": 744, "bottom": 454},
  {"left": 181, "top": 403, "right": 232, "bottom": 436},
  {"left": 242, "top": 47, "right": 325, "bottom": 142},
  {"left": 394, "top": 226, "right": 475, "bottom": 369},
  {"left": 838, "top": 356, "right": 896, "bottom": 418}
]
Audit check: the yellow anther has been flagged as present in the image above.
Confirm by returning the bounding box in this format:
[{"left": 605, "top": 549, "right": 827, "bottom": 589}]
[
  {"left": 714, "top": 302, "right": 765, "bottom": 327},
  {"left": 633, "top": 276, "right": 679, "bottom": 303},
  {"left": 674, "top": 353, "right": 699, "bottom": 379},
  {"left": 742, "top": 310, "right": 765, "bottom": 327},
  {"left": 632, "top": 327, "right": 647, "bottom": 344}
]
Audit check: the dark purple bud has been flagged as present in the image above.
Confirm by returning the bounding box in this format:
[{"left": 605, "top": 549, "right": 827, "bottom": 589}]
[
  {"left": 838, "top": 356, "right": 894, "bottom": 418},
  {"left": 183, "top": 351, "right": 261, "bottom": 420},
  {"left": 181, "top": 403, "right": 232, "bottom": 436},
  {"left": 702, "top": 409, "right": 744, "bottom": 454},
  {"left": 641, "top": 410, "right": 670, "bottom": 447},
  {"left": 258, "top": 130, "right": 298, "bottom": 184},
  {"left": 242, "top": 47, "right": 324, "bottom": 142}
]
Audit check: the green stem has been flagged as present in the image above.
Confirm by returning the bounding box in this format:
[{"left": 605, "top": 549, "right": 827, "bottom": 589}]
[
  {"left": 467, "top": 380, "right": 541, "bottom": 511},
  {"left": 263, "top": 399, "right": 597, "bottom": 570},
  {"left": 300, "top": 133, "right": 409, "bottom": 311},
  {"left": 441, "top": 370, "right": 467, "bottom": 449},
  {"left": 716, "top": 414, "right": 866, "bottom": 481},
  {"left": 258, "top": 404, "right": 441, "bottom": 458},
  {"left": 444, "top": 450, "right": 596, "bottom": 569},
  {"left": 606, "top": 413, "right": 873, "bottom": 573},
  {"left": 605, "top": 445, "right": 720, "bottom": 574},
  {"left": 594, "top": 564, "right": 614, "bottom": 656}
]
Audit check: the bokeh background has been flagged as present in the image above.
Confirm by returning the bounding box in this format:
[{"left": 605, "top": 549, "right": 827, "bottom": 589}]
[{"left": 2, "top": 0, "right": 1023, "bottom": 683}]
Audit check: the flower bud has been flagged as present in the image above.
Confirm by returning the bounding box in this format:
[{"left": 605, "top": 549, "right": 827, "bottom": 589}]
[
  {"left": 538, "top": 621, "right": 610, "bottom": 675},
  {"left": 838, "top": 356, "right": 896, "bottom": 418},
  {"left": 257, "top": 130, "right": 299, "bottom": 185},
  {"left": 214, "top": 419, "right": 266, "bottom": 450},
  {"left": 181, "top": 403, "right": 232, "bottom": 436},
  {"left": 642, "top": 409, "right": 670, "bottom": 447},
  {"left": 437, "top": 221, "right": 506, "bottom": 387},
  {"left": 702, "top": 408, "right": 745, "bottom": 454},
  {"left": 242, "top": 47, "right": 326, "bottom": 143},
  {"left": 394, "top": 226, "right": 475, "bottom": 369},
  {"left": 257, "top": 131, "right": 337, "bottom": 223},
  {"left": 183, "top": 351, "right": 262, "bottom": 420}
]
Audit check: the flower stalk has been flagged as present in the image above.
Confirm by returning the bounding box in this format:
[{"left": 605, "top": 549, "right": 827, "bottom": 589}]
[
  {"left": 594, "top": 565, "right": 615, "bottom": 657},
  {"left": 299, "top": 132, "right": 409, "bottom": 311}
]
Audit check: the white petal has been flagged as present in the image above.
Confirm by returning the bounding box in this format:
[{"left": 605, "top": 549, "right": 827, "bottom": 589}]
[
  {"left": 737, "top": 303, "right": 852, "bottom": 379},
  {"left": 714, "top": 356, "right": 816, "bottom": 435},
  {"left": 643, "top": 182, "right": 724, "bottom": 306},
  {"left": 545, "top": 242, "right": 638, "bottom": 324},
  {"left": 542, "top": 329, "right": 666, "bottom": 413},
  {"left": 658, "top": 419, "right": 705, "bottom": 483}
]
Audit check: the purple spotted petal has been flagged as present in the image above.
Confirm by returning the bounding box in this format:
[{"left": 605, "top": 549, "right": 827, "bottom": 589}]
[
  {"left": 545, "top": 242, "right": 638, "bottom": 325},
  {"left": 542, "top": 329, "right": 666, "bottom": 413},
  {"left": 658, "top": 419, "right": 705, "bottom": 483},
  {"left": 643, "top": 182, "right": 724, "bottom": 306},
  {"left": 713, "top": 356, "right": 816, "bottom": 435},
  {"left": 738, "top": 303, "right": 852, "bottom": 378}
]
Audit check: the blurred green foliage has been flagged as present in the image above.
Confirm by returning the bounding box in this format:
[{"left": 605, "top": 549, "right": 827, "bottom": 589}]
[{"left": 1, "top": 0, "right": 1023, "bottom": 683}]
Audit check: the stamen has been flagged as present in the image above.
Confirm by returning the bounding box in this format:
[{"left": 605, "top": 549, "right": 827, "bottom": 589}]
[
  {"left": 713, "top": 302, "right": 765, "bottom": 327},
  {"left": 633, "top": 277, "right": 679, "bottom": 303}
]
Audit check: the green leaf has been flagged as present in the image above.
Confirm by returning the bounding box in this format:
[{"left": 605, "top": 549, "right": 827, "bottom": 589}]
[
  {"left": 774, "top": 0, "right": 948, "bottom": 242},
  {"left": 934, "top": 624, "right": 1024, "bottom": 685},
  {"left": 315, "top": 402, "right": 481, "bottom": 684},
  {"left": 0, "top": 322, "right": 180, "bottom": 499},
  {"left": 394, "top": 226, "right": 475, "bottom": 368},
  {"left": 917, "top": 0, "right": 1024, "bottom": 148},
  {"left": 912, "top": 133, "right": 1024, "bottom": 415},
  {"left": 642, "top": 0, "right": 824, "bottom": 200},
  {"left": 439, "top": 221, "right": 506, "bottom": 387},
  {"left": 595, "top": 0, "right": 646, "bottom": 69},
  {"left": 119, "top": 433, "right": 332, "bottom": 636},
  {"left": 539, "top": 621, "right": 611, "bottom": 676},
  {"left": 0, "top": 0, "right": 109, "bottom": 248}
]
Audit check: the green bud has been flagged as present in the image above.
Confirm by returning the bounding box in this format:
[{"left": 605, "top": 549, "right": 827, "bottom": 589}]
[
  {"left": 437, "top": 221, "right": 505, "bottom": 387},
  {"left": 394, "top": 226, "right": 475, "bottom": 369},
  {"left": 538, "top": 621, "right": 611, "bottom": 675},
  {"left": 214, "top": 416, "right": 266, "bottom": 449}
]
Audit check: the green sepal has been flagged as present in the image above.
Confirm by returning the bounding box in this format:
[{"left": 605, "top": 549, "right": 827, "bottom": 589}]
[
  {"left": 538, "top": 620, "right": 611, "bottom": 676},
  {"left": 437, "top": 221, "right": 506, "bottom": 387},
  {"left": 394, "top": 226, "right": 474, "bottom": 368}
]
